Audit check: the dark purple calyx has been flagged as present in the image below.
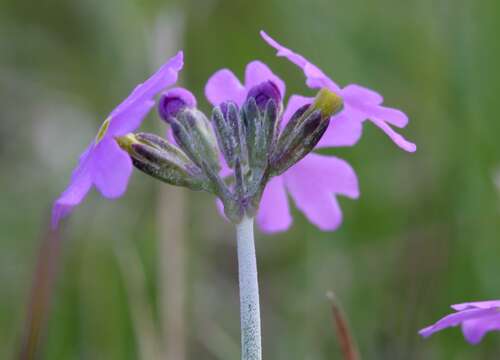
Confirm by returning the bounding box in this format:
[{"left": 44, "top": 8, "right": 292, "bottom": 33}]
[
  {"left": 246, "top": 80, "right": 281, "bottom": 111},
  {"left": 158, "top": 87, "right": 197, "bottom": 123}
]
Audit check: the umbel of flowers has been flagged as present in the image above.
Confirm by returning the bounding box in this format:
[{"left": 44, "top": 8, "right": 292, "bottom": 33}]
[
  {"left": 51, "top": 31, "right": 417, "bottom": 360},
  {"left": 117, "top": 85, "right": 341, "bottom": 224},
  {"left": 116, "top": 82, "right": 342, "bottom": 360}
]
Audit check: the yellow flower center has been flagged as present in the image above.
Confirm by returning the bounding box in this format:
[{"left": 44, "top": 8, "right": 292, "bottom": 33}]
[{"left": 311, "top": 88, "right": 343, "bottom": 118}]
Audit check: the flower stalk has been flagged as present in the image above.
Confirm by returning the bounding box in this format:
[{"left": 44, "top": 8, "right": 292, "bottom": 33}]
[
  {"left": 116, "top": 83, "right": 345, "bottom": 359},
  {"left": 235, "top": 216, "right": 262, "bottom": 360}
]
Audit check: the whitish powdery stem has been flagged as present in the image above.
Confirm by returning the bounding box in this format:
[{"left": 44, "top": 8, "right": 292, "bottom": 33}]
[{"left": 236, "top": 216, "right": 262, "bottom": 360}]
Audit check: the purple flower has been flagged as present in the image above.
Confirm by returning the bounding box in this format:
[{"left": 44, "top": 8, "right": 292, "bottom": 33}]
[
  {"left": 260, "top": 31, "right": 416, "bottom": 153},
  {"left": 205, "top": 61, "right": 359, "bottom": 233},
  {"left": 51, "top": 52, "right": 184, "bottom": 229},
  {"left": 419, "top": 300, "right": 500, "bottom": 344}
]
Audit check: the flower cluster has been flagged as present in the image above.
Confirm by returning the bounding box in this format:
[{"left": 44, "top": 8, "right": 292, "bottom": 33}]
[
  {"left": 207, "top": 32, "right": 416, "bottom": 232},
  {"left": 119, "top": 82, "right": 342, "bottom": 224},
  {"left": 52, "top": 32, "right": 415, "bottom": 234},
  {"left": 49, "top": 30, "right": 500, "bottom": 349}
]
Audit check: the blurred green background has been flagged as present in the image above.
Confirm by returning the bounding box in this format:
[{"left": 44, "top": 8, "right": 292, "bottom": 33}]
[{"left": 1, "top": 0, "right": 500, "bottom": 359}]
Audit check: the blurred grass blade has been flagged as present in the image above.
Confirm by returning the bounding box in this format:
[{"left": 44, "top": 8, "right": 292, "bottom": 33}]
[
  {"left": 115, "top": 241, "right": 162, "bottom": 360},
  {"left": 18, "top": 227, "right": 61, "bottom": 360},
  {"left": 158, "top": 185, "right": 187, "bottom": 360},
  {"left": 327, "top": 291, "right": 360, "bottom": 360},
  {"left": 152, "top": 13, "right": 188, "bottom": 359}
]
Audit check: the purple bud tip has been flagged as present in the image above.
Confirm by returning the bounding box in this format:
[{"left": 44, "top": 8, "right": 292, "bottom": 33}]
[
  {"left": 219, "top": 101, "right": 239, "bottom": 119},
  {"left": 158, "top": 87, "right": 197, "bottom": 123},
  {"left": 247, "top": 80, "right": 281, "bottom": 110}
]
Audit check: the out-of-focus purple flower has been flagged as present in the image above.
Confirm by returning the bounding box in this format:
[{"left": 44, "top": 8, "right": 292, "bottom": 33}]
[
  {"left": 51, "top": 52, "right": 184, "bottom": 229},
  {"left": 260, "top": 31, "right": 416, "bottom": 153},
  {"left": 205, "top": 62, "right": 359, "bottom": 233},
  {"left": 419, "top": 300, "right": 500, "bottom": 344}
]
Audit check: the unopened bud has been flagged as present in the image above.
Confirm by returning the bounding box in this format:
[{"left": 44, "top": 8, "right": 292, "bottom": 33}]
[
  {"left": 242, "top": 96, "right": 278, "bottom": 188},
  {"left": 171, "top": 108, "right": 221, "bottom": 173},
  {"left": 116, "top": 133, "right": 212, "bottom": 192},
  {"left": 270, "top": 88, "right": 343, "bottom": 176},
  {"left": 246, "top": 80, "right": 282, "bottom": 112},
  {"left": 158, "top": 87, "right": 197, "bottom": 123},
  {"left": 211, "top": 102, "right": 242, "bottom": 169}
]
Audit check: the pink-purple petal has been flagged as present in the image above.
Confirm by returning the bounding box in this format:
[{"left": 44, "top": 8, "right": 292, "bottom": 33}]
[
  {"left": 52, "top": 178, "right": 93, "bottom": 229},
  {"left": 341, "top": 84, "right": 383, "bottom": 105},
  {"left": 284, "top": 154, "right": 359, "bottom": 231},
  {"left": 105, "top": 52, "right": 184, "bottom": 135},
  {"left": 461, "top": 314, "right": 500, "bottom": 344},
  {"left": 419, "top": 308, "right": 498, "bottom": 338},
  {"left": 137, "top": 51, "right": 183, "bottom": 101},
  {"left": 91, "top": 138, "right": 133, "bottom": 198},
  {"left": 126, "top": 53, "right": 182, "bottom": 104},
  {"left": 205, "top": 69, "right": 246, "bottom": 106},
  {"left": 260, "top": 30, "right": 341, "bottom": 92},
  {"left": 369, "top": 105, "right": 409, "bottom": 128},
  {"left": 317, "top": 110, "right": 363, "bottom": 148},
  {"left": 51, "top": 146, "right": 94, "bottom": 229},
  {"left": 341, "top": 87, "right": 408, "bottom": 128},
  {"left": 109, "top": 51, "right": 183, "bottom": 120},
  {"left": 107, "top": 100, "right": 156, "bottom": 136},
  {"left": 452, "top": 301, "right": 500, "bottom": 311},
  {"left": 260, "top": 31, "right": 307, "bottom": 68},
  {"left": 303, "top": 63, "right": 340, "bottom": 92},
  {"left": 369, "top": 117, "right": 417, "bottom": 152},
  {"left": 256, "top": 176, "right": 292, "bottom": 233},
  {"left": 244, "top": 60, "right": 286, "bottom": 99}
]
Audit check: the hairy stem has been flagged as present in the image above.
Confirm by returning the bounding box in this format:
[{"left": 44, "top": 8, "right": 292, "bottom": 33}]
[{"left": 236, "top": 216, "right": 262, "bottom": 360}]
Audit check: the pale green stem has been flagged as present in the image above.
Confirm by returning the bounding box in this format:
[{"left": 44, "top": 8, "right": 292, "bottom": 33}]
[{"left": 236, "top": 216, "right": 262, "bottom": 360}]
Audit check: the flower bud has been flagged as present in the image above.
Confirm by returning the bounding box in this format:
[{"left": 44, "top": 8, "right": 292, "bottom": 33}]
[
  {"left": 158, "top": 87, "right": 197, "bottom": 123},
  {"left": 270, "top": 88, "right": 343, "bottom": 176},
  {"left": 246, "top": 80, "right": 282, "bottom": 112},
  {"left": 241, "top": 96, "right": 278, "bottom": 188},
  {"left": 116, "top": 133, "right": 212, "bottom": 192},
  {"left": 170, "top": 108, "right": 221, "bottom": 173},
  {"left": 211, "top": 102, "right": 243, "bottom": 169}
]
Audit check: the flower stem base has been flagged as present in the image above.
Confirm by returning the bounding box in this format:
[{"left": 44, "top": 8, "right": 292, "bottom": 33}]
[{"left": 236, "top": 216, "right": 262, "bottom": 360}]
